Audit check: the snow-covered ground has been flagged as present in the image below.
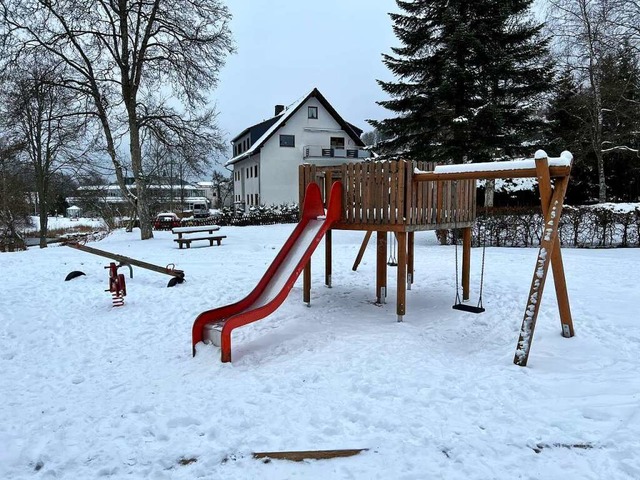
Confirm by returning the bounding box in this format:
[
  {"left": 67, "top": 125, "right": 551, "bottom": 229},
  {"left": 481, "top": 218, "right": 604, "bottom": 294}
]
[{"left": 1, "top": 224, "right": 639, "bottom": 479}]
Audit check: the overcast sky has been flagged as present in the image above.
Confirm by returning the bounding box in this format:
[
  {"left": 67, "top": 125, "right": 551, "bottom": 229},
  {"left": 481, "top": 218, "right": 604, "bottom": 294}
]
[{"left": 213, "top": 0, "right": 399, "bottom": 158}]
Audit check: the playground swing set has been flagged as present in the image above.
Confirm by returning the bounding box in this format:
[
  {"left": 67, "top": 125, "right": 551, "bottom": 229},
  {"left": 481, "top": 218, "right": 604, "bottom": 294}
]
[{"left": 191, "top": 149, "right": 575, "bottom": 367}]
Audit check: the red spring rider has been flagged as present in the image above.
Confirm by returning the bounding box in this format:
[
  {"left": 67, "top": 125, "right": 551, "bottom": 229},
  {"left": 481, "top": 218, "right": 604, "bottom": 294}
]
[{"left": 105, "top": 262, "right": 127, "bottom": 307}]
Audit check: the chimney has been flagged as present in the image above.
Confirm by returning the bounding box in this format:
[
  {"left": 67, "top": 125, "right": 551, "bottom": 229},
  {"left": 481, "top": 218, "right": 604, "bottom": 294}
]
[{"left": 275, "top": 104, "right": 285, "bottom": 116}]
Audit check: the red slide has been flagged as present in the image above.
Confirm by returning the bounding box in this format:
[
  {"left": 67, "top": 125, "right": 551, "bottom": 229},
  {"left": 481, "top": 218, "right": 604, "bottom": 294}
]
[{"left": 192, "top": 181, "right": 343, "bottom": 362}]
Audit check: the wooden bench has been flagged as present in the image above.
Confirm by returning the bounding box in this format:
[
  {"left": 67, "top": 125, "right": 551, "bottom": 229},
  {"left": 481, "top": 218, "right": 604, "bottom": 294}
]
[{"left": 172, "top": 225, "right": 226, "bottom": 249}]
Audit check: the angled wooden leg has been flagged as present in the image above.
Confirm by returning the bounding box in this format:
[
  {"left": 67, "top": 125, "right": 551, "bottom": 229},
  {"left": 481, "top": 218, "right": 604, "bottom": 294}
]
[
  {"left": 352, "top": 231, "right": 372, "bottom": 271},
  {"left": 535, "top": 158, "right": 575, "bottom": 339},
  {"left": 514, "top": 175, "right": 570, "bottom": 366}
]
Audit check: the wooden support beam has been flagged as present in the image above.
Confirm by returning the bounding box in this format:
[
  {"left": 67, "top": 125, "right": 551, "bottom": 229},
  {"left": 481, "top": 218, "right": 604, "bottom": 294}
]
[
  {"left": 535, "top": 158, "right": 575, "bottom": 339},
  {"left": 352, "top": 231, "right": 372, "bottom": 271},
  {"left": 407, "top": 231, "right": 415, "bottom": 290},
  {"left": 397, "top": 231, "right": 407, "bottom": 321},
  {"left": 462, "top": 227, "right": 471, "bottom": 301},
  {"left": 325, "top": 229, "right": 332, "bottom": 288},
  {"left": 514, "top": 174, "right": 570, "bottom": 366},
  {"left": 253, "top": 449, "right": 368, "bottom": 462},
  {"left": 413, "top": 165, "right": 571, "bottom": 182},
  {"left": 376, "top": 231, "right": 387, "bottom": 303},
  {"left": 303, "top": 260, "right": 311, "bottom": 306}
]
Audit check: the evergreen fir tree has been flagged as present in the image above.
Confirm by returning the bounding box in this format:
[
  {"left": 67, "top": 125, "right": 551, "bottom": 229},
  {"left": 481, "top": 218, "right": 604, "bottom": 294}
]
[{"left": 370, "top": 0, "right": 554, "bottom": 164}]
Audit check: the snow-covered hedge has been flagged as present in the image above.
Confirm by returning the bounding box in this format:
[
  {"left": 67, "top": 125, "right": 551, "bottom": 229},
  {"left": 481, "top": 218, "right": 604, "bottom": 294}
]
[
  {"left": 181, "top": 204, "right": 300, "bottom": 227},
  {"left": 466, "top": 204, "right": 640, "bottom": 248}
]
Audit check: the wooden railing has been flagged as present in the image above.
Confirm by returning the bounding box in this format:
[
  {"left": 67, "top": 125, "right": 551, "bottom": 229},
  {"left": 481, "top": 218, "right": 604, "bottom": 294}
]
[{"left": 299, "top": 160, "right": 476, "bottom": 229}]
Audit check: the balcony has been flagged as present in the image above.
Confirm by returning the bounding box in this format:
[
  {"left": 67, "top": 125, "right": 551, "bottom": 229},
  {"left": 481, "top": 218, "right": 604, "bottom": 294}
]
[{"left": 303, "top": 145, "right": 370, "bottom": 160}]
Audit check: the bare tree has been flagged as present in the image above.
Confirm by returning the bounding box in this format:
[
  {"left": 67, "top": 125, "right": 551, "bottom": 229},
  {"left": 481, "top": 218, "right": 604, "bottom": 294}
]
[
  {"left": 0, "top": 134, "right": 31, "bottom": 248},
  {"left": 211, "top": 170, "right": 232, "bottom": 208},
  {"left": 1, "top": 0, "right": 234, "bottom": 239},
  {"left": 546, "top": 0, "right": 627, "bottom": 202},
  {"left": 1, "top": 61, "right": 91, "bottom": 247}
]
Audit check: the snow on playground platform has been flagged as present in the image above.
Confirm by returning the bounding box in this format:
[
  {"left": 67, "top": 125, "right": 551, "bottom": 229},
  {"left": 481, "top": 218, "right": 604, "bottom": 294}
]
[{"left": 1, "top": 224, "right": 639, "bottom": 479}]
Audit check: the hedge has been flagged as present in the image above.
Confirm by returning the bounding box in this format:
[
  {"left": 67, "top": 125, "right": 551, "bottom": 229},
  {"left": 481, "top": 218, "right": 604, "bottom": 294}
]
[
  {"left": 463, "top": 205, "right": 640, "bottom": 248},
  {"left": 182, "top": 204, "right": 300, "bottom": 228}
]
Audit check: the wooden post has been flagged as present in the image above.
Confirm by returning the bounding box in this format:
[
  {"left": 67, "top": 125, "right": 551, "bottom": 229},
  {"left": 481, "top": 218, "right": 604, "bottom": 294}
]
[
  {"left": 514, "top": 174, "right": 570, "bottom": 366},
  {"left": 535, "top": 157, "right": 575, "bottom": 339},
  {"left": 462, "top": 227, "right": 471, "bottom": 301},
  {"left": 407, "top": 231, "right": 414, "bottom": 290},
  {"left": 325, "top": 229, "right": 332, "bottom": 288},
  {"left": 397, "top": 231, "right": 407, "bottom": 321},
  {"left": 376, "top": 231, "right": 387, "bottom": 303},
  {"left": 352, "top": 231, "right": 372, "bottom": 271},
  {"left": 303, "top": 260, "right": 311, "bottom": 306}
]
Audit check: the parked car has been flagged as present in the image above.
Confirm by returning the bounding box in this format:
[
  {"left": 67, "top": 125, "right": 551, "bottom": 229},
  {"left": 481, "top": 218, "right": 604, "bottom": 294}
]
[{"left": 153, "top": 212, "right": 181, "bottom": 230}]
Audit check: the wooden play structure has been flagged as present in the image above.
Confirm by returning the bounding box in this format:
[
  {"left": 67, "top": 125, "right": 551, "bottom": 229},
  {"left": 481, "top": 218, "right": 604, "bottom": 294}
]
[{"left": 298, "top": 150, "right": 575, "bottom": 367}]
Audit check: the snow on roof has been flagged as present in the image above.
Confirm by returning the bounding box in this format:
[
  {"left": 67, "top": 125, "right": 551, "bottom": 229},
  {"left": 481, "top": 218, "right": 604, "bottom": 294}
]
[
  {"left": 430, "top": 151, "right": 572, "bottom": 175},
  {"left": 225, "top": 91, "right": 311, "bottom": 167}
]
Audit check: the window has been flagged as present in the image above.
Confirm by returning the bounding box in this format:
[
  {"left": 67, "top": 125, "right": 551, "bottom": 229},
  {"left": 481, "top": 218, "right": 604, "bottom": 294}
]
[
  {"left": 308, "top": 106, "right": 318, "bottom": 119},
  {"left": 254, "top": 165, "right": 258, "bottom": 177},
  {"left": 330, "top": 137, "right": 345, "bottom": 149},
  {"left": 279, "top": 134, "right": 295, "bottom": 147}
]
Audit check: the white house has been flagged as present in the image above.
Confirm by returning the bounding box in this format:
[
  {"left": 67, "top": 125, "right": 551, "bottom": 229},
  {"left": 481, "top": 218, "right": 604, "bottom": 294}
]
[{"left": 226, "top": 88, "right": 370, "bottom": 208}]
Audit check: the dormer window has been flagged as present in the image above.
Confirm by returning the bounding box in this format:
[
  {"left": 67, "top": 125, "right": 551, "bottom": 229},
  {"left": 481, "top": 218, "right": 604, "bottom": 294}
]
[{"left": 308, "top": 106, "right": 318, "bottom": 119}]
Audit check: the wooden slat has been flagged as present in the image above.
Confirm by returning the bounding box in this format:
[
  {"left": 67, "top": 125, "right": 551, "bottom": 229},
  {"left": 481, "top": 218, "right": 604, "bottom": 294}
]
[
  {"left": 389, "top": 161, "right": 398, "bottom": 224},
  {"left": 417, "top": 172, "right": 424, "bottom": 224},
  {"left": 398, "top": 160, "right": 405, "bottom": 224},
  {"left": 405, "top": 162, "right": 414, "bottom": 225},
  {"left": 355, "top": 163, "right": 363, "bottom": 224},
  {"left": 382, "top": 162, "right": 389, "bottom": 224},
  {"left": 364, "top": 163, "right": 371, "bottom": 223}
]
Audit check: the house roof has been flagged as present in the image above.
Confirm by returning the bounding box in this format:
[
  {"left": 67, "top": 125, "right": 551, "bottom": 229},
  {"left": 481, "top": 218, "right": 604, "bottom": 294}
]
[{"left": 225, "top": 88, "right": 365, "bottom": 167}]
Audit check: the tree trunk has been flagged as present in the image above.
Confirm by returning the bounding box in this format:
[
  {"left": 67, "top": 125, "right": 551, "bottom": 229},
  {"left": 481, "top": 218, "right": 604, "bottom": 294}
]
[
  {"left": 128, "top": 116, "right": 153, "bottom": 240},
  {"left": 36, "top": 174, "right": 49, "bottom": 248},
  {"left": 484, "top": 179, "right": 495, "bottom": 207},
  {"left": 38, "top": 208, "right": 48, "bottom": 248}
]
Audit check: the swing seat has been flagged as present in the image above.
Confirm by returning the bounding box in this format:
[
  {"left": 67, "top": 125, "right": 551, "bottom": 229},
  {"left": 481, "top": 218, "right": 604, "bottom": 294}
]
[{"left": 452, "top": 303, "right": 485, "bottom": 314}]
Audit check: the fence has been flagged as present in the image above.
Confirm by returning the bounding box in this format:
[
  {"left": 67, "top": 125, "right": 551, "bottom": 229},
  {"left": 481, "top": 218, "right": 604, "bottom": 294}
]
[{"left": 299, "top": 160, "right": 476, "bottom": 228}]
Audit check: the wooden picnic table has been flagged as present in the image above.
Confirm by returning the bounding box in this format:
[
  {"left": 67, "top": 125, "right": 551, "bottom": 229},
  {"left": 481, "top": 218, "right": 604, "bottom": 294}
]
[{"left": 171, "top": 225, "right": 225, "bottom": 249}]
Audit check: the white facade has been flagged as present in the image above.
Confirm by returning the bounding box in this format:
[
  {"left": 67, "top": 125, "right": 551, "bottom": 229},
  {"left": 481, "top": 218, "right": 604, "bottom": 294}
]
[{"left": 227, "top": 89, "right": 369, "bottom": 208}]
